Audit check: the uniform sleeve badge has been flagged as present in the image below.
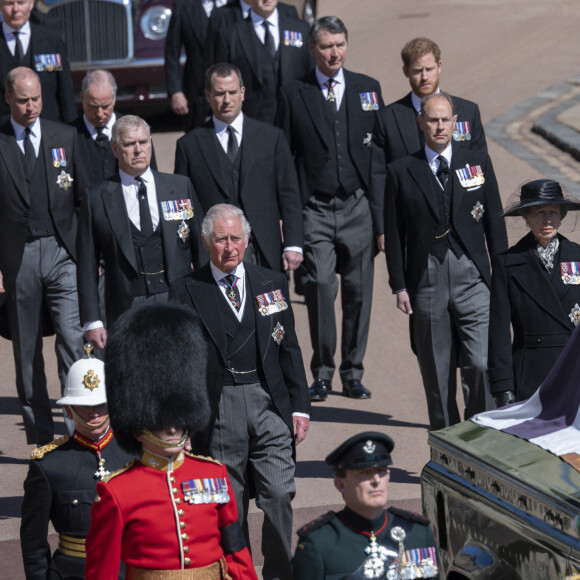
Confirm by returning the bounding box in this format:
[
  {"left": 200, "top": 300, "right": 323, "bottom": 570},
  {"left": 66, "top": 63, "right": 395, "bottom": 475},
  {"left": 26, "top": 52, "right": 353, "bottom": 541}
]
[
  {"left": 456, "top": 164, "right": 485, "bottom": 189},
  {"left": 56, "top": 170, "right": 73, "bottom": 191},
  {"left": 272, "top": 322, "right": 285, "bottom": 345},
  {"left": 256, "top": 289, "right": 288, "bottom": 316},
  {"left": 359, "top": 92, "right": 380, "bottom": 111},
  {"left": 471, "top": 201, "right": 484, "bottom": 223}
]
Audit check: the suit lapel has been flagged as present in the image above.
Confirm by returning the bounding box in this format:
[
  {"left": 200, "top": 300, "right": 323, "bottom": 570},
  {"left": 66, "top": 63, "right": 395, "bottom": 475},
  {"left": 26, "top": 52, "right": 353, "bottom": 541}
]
[
  {"left": 245, "top": 264, "right": 274, "bottom": 362},
  {"left": 188, "top": 1, "right": 209, "bottom": 46},
  {"left": 394, "top": 94, "right": 421, "bottom": 155},
  {"left": 0, "top": 124, "right": 28, "bottom": 204},
  {"left": 197, "top": 126, "right": 231, "bottom": 199},
  {"left": 154, "top": 172, "right": 182, "bottom": 270},
  {"left": 239, "top": 117, "right": 259, "bottom": 194},
  {"left": 408, "top": 153, "right": 440, "bottom": 220},
  {"left": 299, "top": 73, "right": 331, "bottom": 149},
  {"left": 102, "top": 178, "right": 138, "bottom": 271},
  {"left": 187, "top": 266, "right": 228, "bottom": 358},
  {"left": 238, "top": 20, "right": 262, "bottom": 85}
]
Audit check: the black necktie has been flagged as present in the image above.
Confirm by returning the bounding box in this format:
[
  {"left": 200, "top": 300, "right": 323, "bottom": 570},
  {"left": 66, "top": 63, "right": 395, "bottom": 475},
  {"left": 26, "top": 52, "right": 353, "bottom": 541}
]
[
  {"left": 436, "top": 155, "right": 449, "bottom": 188},
  {"left": 136, "top": 177, "right": 154, "bottom": 236},
  {"left": 226, "top": 125, "right": 239, "bottom": 162},
  {"left": 262, "top": 20, "right": 276, "bottom": 58},
  {"left": 22, "top": 127, "right": 36, "bottom": 182},
  {"left": 95, "top": 127, "right": 109, "bottom": 148},
  {"left": 224, "top": 274, "right": 241, "bottom": 311},
  {"left": 13, "top": 30, "right": 23, "bottom": 63}
]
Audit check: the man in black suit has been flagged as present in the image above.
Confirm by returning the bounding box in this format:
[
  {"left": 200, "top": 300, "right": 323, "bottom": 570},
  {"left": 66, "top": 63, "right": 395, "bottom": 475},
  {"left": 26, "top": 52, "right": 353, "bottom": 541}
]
[
  {"left": 175, "top": 62, "right": 303, "bottom": 273},
  {"left": 277, "top": 16, "right": 382, "bottom": 402},
  {"left": 370, "top": 37, "right": 487, "bottom": 252},
  {"left": 76, "top": 115, "right": 199, "bottom": 350},
  {"left": 171, "top": 203, "right": 310, "bottom": 580},
  {"left": 70, "top": 69, "right": 158, "bottom": 186},
  {"left": 0, "top": 0, "right": 76, "bottom": 125},
  {"left": 213, "top": 0, "right": 312, "bottom": 124},
  {"left": 384, "top": 92, "right": 507, "bottom": 430},
  {"left": 0, "top": 67, "right": 86, "bottom": 445}
]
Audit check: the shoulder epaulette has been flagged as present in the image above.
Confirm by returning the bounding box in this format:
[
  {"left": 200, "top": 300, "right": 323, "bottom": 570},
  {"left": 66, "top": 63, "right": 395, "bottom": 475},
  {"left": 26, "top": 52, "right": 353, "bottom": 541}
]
[
  {"left": 104, "top": 459, "right": 136, "bottom": 482},
  {"left": 30, "top": 435, "right": 70, "bottom": 459},
  {"left": 184, "top": 451, "right": 222, "bottom": 466},
  {"left": 390, "top": 506, "right": 430, "bottom": 526},
  {"left": 297, "top": 511, "right": 337, "bottom": 537}
]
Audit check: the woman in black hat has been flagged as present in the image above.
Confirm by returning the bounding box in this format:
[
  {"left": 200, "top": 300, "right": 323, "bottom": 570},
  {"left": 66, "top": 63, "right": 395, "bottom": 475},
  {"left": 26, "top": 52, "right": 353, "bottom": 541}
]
[{"left": 488, "top": 179, "right": 580, "bottom": 404}]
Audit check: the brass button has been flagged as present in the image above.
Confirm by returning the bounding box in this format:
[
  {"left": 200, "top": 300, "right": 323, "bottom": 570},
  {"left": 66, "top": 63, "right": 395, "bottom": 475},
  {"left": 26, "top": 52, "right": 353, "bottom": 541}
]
[
  {"left": 175, "top": 498, "right": 182, "bottom": 504},
  {"left": 183, "top": 546, "right": 189, "bottom": 553},
  {"left": 179, "top": 521, "right": 186, "bottom": 529},
  {"left": 184, "top": 558, "right": 191, "bottom": 566},
  {"left": 178, "top": 509, "right": 185, "bottom": 516},
  {"left": 72, "top": 499, "right": 78, "bottom": 505},
  {"left": 181, "top": 533, "right": 189, "bottom": 540},
  {"left": 172, "top": 487, "right": 178, "bottom": 494},
  {"left": 170, "top": 476, "right": 176, "bottom": 483}
]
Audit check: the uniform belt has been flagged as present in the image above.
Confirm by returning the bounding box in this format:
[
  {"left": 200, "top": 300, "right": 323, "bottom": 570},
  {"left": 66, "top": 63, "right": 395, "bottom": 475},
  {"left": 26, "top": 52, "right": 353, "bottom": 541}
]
[
  {"left": 127, "top": 556, "right": 231, "bottom": 580},
  {"left": 57, "top": 534, "right": 86, "bottom": 557}
]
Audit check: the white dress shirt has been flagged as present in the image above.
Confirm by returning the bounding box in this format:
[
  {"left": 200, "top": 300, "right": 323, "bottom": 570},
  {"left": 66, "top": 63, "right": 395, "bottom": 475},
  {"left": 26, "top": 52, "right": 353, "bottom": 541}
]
[
  {"left": 425, "top": 143, "right": 452, "bottom": 190},
  {"left": 83, "top": 112, "right": 117, "bottom": 142},
  {"left": 250, "top": 8, "right": 279, "bottom": 51},
  {"left": 3, "top": 20, "right": 30, "bottom": 56},
  {"left": 210, "top": 261, "right": 247, "bottom": 322},
  {"left": 213, "top": 113, "right": 244, "bottom": 154},
  {"left": 12, "top": 117, "right": 41, "bottom": 156},
  {"left": 119, "top": 167, "right": 159, "bottom": 230},
  {"left": 315, "top": 66, "right": 346, "bottom": 110}
]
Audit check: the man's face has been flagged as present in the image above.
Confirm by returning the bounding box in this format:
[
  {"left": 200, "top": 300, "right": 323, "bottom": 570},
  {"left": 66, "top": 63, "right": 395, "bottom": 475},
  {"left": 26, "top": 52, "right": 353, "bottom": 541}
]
[
  {"left": 203, "top": 216, "right": 249, "bottom": 273},
  {"left": 310, "top": 30, "right": 347, "bottom": 78},
  {"left": 205, "top": 73, "right": 245, "bottom": 125},
  {"left": 65, "top": 404, "right": 110, "bottom": 440},
  {"left": 81, "top": 83, "right": 116, "bottom": 129},
  {"left": 111, "top": 123, "right": 152, "bottom": 177},
  {"left": 418, "top": 96, "right": 456, "bottom": 153},
  {"left": 251, "top": 0, "right": 277, "bottom": 18},
  {"left": 6, "top": 72, "right": 42, "bottom": 127},
  {"left": 404, "top": 52, "right": 442, "bottom": 98},
  {"left": 334, "top": 467, "right": 390, "bottom": 518},
  {"left": 1, "top": 0, "right": 33, "bottom": 31}
]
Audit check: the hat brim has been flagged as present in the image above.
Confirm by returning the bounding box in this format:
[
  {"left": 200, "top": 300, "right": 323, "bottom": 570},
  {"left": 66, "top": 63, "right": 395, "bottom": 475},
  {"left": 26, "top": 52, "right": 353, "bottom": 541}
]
[
  {"left": 57, "top": 393, "right": 107, "bottom": 406},
  {"left": 503, "top": 199, "right": 580, "bottom": 217}
]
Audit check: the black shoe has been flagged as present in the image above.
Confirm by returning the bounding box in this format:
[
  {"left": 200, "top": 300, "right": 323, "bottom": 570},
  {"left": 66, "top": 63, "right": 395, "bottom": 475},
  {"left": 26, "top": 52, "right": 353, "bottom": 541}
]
[
  {"left": 342, "top": 379, "right": 371, "bottom": 399},
  {"left": 309, "top": 378, "right": 330, "bottom": 402}
]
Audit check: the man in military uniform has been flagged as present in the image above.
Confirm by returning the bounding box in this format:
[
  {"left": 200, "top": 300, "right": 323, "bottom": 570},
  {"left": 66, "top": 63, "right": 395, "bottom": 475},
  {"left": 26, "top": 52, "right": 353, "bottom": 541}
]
[
  {"left": 292, "top": 432, "right": 439, "bottom": 579},
  {"left": 85, "top": 303, "right": 257, "bottom": 579},
  {"left": 20, "top": 346, "right": 134, "bottom": 580}
]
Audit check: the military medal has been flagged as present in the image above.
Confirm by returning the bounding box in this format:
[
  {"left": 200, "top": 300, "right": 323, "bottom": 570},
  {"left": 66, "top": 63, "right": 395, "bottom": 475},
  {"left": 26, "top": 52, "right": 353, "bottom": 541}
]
[
  {"left": 272, "top": 322, "right": 285, "bottom": 345},
  {"left": 177, "top": 220, "right": 190, "bottom": 243},
  {"left": 94, "top": 455, "right": 110, "bottom": 481},
  {"left": 56, "top": 170, "right": 73, "bottom": 191},
  {"left": 569, "top": 304, "right": 580, "bottom": 326},
  {"left": 160, "top": 199, "right": 194, "bottom": 221},
  {"left": 464, "top": 121, "right": 471, "bottom": 141},
  {"left": 359, "top": 92, "right": 379, "bottom": 111},
  {"left": 283, "top": 30, "right": 303, "bottom": 47},
  {"left": 471, "top": 201, "right": 484, "bottom": 223},
  {"left": 561, "top": 262, "right": 580, "bottom": 285},
  {"left": 51, "top": 148, "right": 67, "bottom": 168},
  {"left": 34, "top": 53, "right": 63, "bottom": 72},
  {"left": 256, "top": 289, "right": 288, "bottom": 316},
  {"left": 456, "top": 164, "right": 485, "bottom": 188}
]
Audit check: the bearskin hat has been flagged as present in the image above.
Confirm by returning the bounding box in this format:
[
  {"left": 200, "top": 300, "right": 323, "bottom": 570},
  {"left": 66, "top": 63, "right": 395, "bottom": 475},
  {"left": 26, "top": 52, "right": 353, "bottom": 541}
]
[{"left": 105, "top": 303, "right": 210, "bottom": 454}]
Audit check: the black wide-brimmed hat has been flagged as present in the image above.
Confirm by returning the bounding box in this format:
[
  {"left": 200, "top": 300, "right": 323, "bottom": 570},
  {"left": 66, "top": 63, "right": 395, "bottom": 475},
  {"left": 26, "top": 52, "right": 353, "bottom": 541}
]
[
  {"left": 325, "top": 431, "right": 394, "bottom": 471},
  {"left": 503, "top": 179, "right": 580, "bottom": 217},
  {"left": 105, "top": 303, "right": 211, "bottom": 455}
]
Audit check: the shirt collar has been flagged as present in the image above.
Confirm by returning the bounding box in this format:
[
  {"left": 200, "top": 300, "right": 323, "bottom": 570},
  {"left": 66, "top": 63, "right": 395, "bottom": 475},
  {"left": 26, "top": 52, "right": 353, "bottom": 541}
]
[
  {"left": 3, "top": 20, "right": 30, "bottom": 37},
  {"left": 411, "top": 87, "right": 441, "bottom": 113},
  {"left": 83, "top": 111, "right": 117, "bottom": 136},
  {"left": 239, "top": 0, "right": 251, "bottom": 18},
  {"left": 425, "top": 143, "right": 452, "bottom": 167},
  {"left": 119, "top": 166, "right": 154, "bottom": 187},
  {"left": 213, "top": 112, "right": 244, "bottom": 136},
  {"left": 140, "top": 449, "right": 185, "bottom": 472},
  {"left": 210, "top": 260, "right": 246, "bottom": 284},
  {"left": 315, "top": 66, "right": 345, "bottom": 90},
  {"left": 11, "top": 117, "right": 40, "bottom": 140},
  {"left": 250, "top": 8, "right": 278, "bottom": 27}
]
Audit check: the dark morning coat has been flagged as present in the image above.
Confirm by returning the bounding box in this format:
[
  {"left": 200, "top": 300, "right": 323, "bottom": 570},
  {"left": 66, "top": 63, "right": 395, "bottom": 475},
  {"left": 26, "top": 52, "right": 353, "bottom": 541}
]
[
  {"left": 488, "top": 233, "right": 580, "bottom": 400},
  {"left": 76, "top": 172, "right": 201, "bottom": 327},
  {"left": 0, "top": 119, "right": 87, "bottom": 306},
  {"left": 0, "top": 23, "right": 76, "bottom": 125},
  {"left": 174, "top": 116, "right": 303, "bottom": 271},
  {"left": 277, "top": 69, "right": 383, "bottom": 206},
  {"left": 369, "top": 92, "right": 487, "bottom": 236},
  {"left": 170, "top": 262, "right": 310, "bottom": 454},
  {"left": 384, "top": 146, "right": 507, "bottom": 298},
  {"left": 213, "top": 13, "right": 313, "bottom": 124}
]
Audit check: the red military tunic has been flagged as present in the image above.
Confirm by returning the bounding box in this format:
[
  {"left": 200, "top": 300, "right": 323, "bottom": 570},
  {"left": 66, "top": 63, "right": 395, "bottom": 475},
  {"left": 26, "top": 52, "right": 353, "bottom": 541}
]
[{"left": 85, "top": 449, "right": 257, "bottom": 579}]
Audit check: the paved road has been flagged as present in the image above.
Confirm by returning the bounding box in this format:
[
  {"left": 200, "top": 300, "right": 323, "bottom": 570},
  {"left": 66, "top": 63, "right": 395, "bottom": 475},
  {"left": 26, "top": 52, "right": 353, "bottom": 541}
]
[{"left": 2, "top": 0, "right": 580, "bottom": 577}]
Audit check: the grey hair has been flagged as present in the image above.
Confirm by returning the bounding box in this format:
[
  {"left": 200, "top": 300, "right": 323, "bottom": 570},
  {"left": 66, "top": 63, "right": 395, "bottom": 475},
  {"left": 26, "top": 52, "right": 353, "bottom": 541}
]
[
  {"left": 309, "top": 15, "right": 348, "bottom": 45},
  {"left": 201, "top": 204, "right": 251, "bottom": 241},
  {"left": 81, "top": 69, "right": 117, "bottom": 97},
  {"left": 111, "top": 115, "right": 151, "bottom": 144}
]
